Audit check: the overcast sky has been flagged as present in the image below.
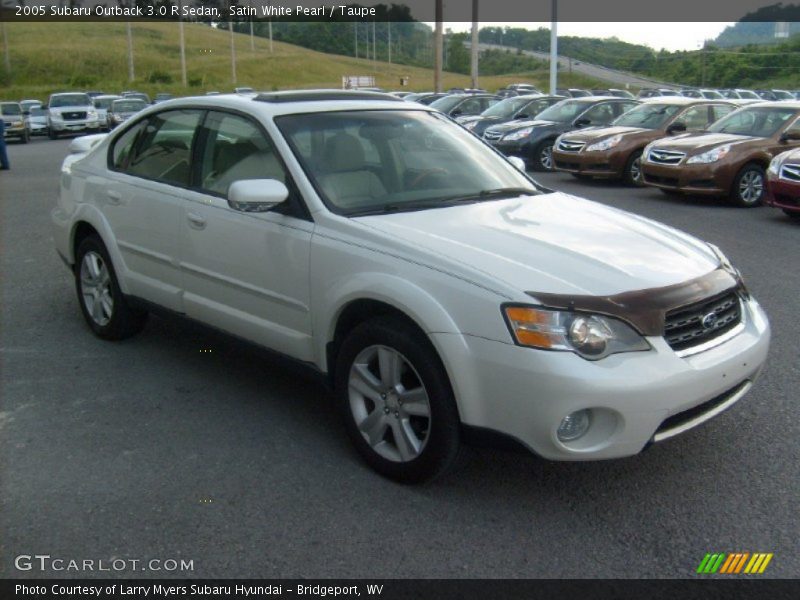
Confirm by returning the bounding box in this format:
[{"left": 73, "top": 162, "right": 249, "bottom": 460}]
[{"left": 437, "top": 22, "right": 734, "bottom": 52}]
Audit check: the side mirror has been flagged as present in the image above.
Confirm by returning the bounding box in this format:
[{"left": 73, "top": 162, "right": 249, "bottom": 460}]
[
  {"left": 507, "top": 156, "right": 527, "bottom": 172},
  {"left": 779, "top": 131, "right": 800, "bottom": 143},
  {"left": 666, "top": 122, "right": 687, "bottom": 135},
  {"left": 450, "top": 109, "right": 463, "bottom": 117},
  {"left": 573, "top": 117, "right": 591, "bottom": 128},
  {"left": 227, "top": 179, "right": 288, "bottom": 213},
  {"left": 515, "top": 114, "right": 529, "bottom": 120}
]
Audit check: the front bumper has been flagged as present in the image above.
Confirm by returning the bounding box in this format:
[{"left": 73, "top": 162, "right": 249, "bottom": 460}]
[
  {"left": 432, "top": 296, "right": 769, "bottom": 461},
  {"left": 641, "top": 160, "right": 729, "bottom": 196},
  {"left": 552, "top": 147, "right": 628, "bottom": 177},
  {"left": 488, "top": 139, "right": 531, "bottom": 161},
  {"left": 765, "top": 175, "right": 800, "bottom": 213},
  {"left": 50, "top": 119, "right": 101, "bottom": 133},
  {"left": 3, "top": 123, "right": 26, "bottom": 138}
]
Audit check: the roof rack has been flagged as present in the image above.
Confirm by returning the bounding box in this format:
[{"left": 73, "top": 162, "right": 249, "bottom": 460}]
[{"left": 253, "top": 90, "right": 404, "bottom": 103}]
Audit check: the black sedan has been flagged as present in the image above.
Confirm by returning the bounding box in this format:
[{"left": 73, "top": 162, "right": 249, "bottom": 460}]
[
  {"left": 457, "top": 95, "right": 565, "bottom": 137},
  {"left": 483, "top": 97, "right": 639, "bottom": 171}
]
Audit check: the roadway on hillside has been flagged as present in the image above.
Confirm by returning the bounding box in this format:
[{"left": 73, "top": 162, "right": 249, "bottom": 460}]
[
  {"left": 1, "top": 137, "right": 797, "bottom": 579},
  {"left": 469, "top": 42, "right": 677, "bottom": 89}
]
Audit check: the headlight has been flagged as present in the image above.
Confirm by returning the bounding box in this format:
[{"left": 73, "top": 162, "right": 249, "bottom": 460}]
[
  {"left": 87, "top": 110, "right": 98, "bottom": 119},
  {"left": 503, "top": 306, "right": 650, "bottom": 360},
  {"left": 687, "top": 144, "right": 731, "bottom": 164},
  {"left": 502, "top": 127, "right": 534, "bottom": 142},
  {"left": 49, "top": 112, "right": 62, "bottom": 121},
  {"left": 586, "top": 134, "right": 623, "bottom": 152},
  {"left": 768, "top": 152, "right": 790, "bottom": 176}
]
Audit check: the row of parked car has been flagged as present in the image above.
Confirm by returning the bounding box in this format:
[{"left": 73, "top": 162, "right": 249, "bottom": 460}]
[
  {"left": 1, "top": 91, "right": 163, "bottom": 142},
  {"left": 441, "top": 91, "right": 799, "bottom": 218}
]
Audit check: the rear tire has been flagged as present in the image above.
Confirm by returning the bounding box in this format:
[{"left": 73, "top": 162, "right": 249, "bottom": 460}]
[
  {"left": 531, "top": 139, "right": 555, "bottom": 172},
  {"left": 730, "top": 163, "right": 765, "bottom": 207},
  {"left": 74, "top": 235, "right": 147, "bottom": 340},
  {"left": 335, "top": 316, "right": 461, "bottom": 483}
]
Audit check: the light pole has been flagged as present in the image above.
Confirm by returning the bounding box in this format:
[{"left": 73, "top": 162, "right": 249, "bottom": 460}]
[
  {"left": 230, "top": 22, "right": 237, "bottom": 85},
  {"left": 434, "top": 0, "right": 443, "bottom": 92},
  {"left": 126, "top": 21, "right": 135, "bottom": 82},
  {"left": 470, "top": 0, "right": 479, "bottom": 89},
  {"left": 178, "top": 0, "right": 187, "bottom": 86},
  {"left": 549, "top": 0, "right": 558, "bottom": 95}
]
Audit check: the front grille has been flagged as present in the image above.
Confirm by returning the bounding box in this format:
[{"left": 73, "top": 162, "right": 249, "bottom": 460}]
[
  {"left": 654, "top": 380, "right": 749, "bottom": 437},
  {"left": 643, "top": 173, "right": 679, "bottom": 187},
  {"left": 664, "top": 291, "right": 742, "bottom": 352},
  {"left": 62, "top": 111, "right": 87, "bottom": 120},
  {"left": 484, "top": 130, "right": 503, "bottom": 141},
  {"left": 780, "top": 164, "right": 800, "bottom": 182},
  {"left": 557, "top": 139, "right": 585, "bottom": 152},
  {"left": 648, "top": 149, "right": 686, "bottom": 165}
]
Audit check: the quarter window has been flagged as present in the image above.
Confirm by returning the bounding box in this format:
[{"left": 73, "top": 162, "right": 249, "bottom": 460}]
[
  {"left": 125, "top": 110, "right": 202, "bottom": 186},
  {"left": 198, "top": 111, "right": 289, "bottom": 196}
]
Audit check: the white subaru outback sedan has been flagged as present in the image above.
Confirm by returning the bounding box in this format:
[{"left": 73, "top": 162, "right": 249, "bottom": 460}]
[{"left": 52, "top": 91, "right": 770, "bottom": 482}]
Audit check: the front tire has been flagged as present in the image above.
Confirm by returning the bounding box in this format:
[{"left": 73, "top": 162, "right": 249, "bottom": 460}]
[
  {"left": 624, "top": 150, "right": 644, "bottom": 186},
  {"left": 75, "top": 235, "right": 147, "bottom": 340},
  {"left": 730, "top": 164, "right": 765, "bottom": 207},
  {"left": 532, "top": 139, "right": 555, "bottom": 171},
  {"left": 335, "top": 317, "right": 461, "bottom": 483}
]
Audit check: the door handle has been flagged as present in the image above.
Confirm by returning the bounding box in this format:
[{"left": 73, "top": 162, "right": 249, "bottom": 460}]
[
  {"left": 107, "top": 190, "right": 122, "bottom": 205},
  {"left": 187, "top": 212, "right": 207, "bottom": 230}
]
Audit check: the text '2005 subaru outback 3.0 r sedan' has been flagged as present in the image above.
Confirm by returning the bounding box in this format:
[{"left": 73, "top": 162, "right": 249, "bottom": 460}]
[{"left": 51, "top": 91, "right": 770, "bottom": 483}]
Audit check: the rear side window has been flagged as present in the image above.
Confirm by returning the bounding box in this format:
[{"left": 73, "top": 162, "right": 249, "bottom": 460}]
[
  {"left": 124, "top": 110, "right": 202, "bottom": 186},
  {"left": 111, "top": 120, "right": 148, "bottom": 171}
]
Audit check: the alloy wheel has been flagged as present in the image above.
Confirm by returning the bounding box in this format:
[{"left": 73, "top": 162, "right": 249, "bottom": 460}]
[
  {"left": 540, "top": 144, "right": 554, "bottom": 170},
  {"left": 738, "top": 170, "right": 764, "bottom": 205},
  {"left": 348, "top": 345, "right": 432, "bottom": 463},
  {"left": 79, "top": 251, "right": 114, "bottom": 326}
]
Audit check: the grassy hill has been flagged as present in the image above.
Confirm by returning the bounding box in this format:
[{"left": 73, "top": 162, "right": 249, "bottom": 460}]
[{"left": 0, "top": 21, "right": 606, "bottom": 100}]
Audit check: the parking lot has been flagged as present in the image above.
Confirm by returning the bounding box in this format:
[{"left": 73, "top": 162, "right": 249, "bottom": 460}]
[{"left": 1, "top": 136, "right": 798, "bottom": 579}]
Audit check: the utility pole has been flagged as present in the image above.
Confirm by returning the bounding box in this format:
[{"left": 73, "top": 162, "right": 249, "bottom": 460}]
[
  {"left": 549, "top": 0, "right": 558, "bottom": 95},
  {"left": 268, "top": 0, "right": 273, "bottom": 53},
  {"left": 230, "top": 22, "right": 237, "bottom": 85},
  {"left": 470, "top": 0, "right": 479, "bottom": 89},
  {"left": 178, "top": 3, "right": 187, "bottom": 86},
  {"left": 372, "top": 20, "right": 376, "bottom": 66},
  {"left": 1, "top": 21, "right": 10, "bottom": 76},
  {"left": 434, "top": 0, "right": 443, "bottom": 92},
  {"left": 249, "top": 0, "right": 255, "bottom": 51},
  {"left": 126, "top": 21, "right": 135, "bottom": 82},
  {"left": 354, "top": 22, "right": 358, "bottom": 59},
  {"left": 701, "top": 42, "right": 707, "bottom": 87},
  {"left": 388, "top": 22, "right": 392, "bottom": 64}
]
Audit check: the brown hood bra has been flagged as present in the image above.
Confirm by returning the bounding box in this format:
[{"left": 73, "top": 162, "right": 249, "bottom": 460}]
[{"left": 527, "top": 268, "right": 743, "bottom": 336}]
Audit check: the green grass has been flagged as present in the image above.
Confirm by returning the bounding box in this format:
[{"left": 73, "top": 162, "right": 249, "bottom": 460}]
[{"left": 0, "top": 21, "right": 607, "bottom": 100}]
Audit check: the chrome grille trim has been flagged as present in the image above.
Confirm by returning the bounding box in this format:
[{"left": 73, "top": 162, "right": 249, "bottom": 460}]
[
  {"left": 648, "top": 149, "right": 686, "bottom": 165},
  {"left": 557, "top": 139, "right": 585, "bottom": 152}
]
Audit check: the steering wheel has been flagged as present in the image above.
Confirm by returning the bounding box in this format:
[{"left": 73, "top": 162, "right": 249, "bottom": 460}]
[{"left": 409, "top": 167, "right": 449, "bottom": 189}]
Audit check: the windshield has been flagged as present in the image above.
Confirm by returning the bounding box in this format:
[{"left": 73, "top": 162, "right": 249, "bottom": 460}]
[
  {"left": 534, "top": 100, "right": 593, "bottom": 123},
  {"left": 773, "top": 90, "right": 793, "bottom": 100},
  {"left": 482, "top": 96, "right": 536, "bottom": 118},
  {"left": 707, "top": 106, "right": 797, "bottom": 137},
  {"left": 93, "top": 97, "right": 120, "bottom": 109},
  {"left": 737, "top": 90, "right": 759, "bottom": 99},
  {"left": 702, "top": 90, "right": 724, "bottom": 99},
  {"left": 429, "top": 96, "right": 465, "bottom": 113},
  {"left": 29, "top": 107, "right": 44, "bottom": 117},
  {"left": 276, "top": 110, "right": 540, "bottom": 216},
  {"left": 50, "top": 94, "right": 91, "bottom": 108},
  {"left": 612, "top": 103, "right": 682, "bottom": 129},
  {"left": 125, "top": 93, "right": 150, "bottom": 103},
  {"left": 112, "top": 100, "right": 146, "bottom": 112},
  {"left": 1, "top": 103, "right": 21, "bottom": 116}
]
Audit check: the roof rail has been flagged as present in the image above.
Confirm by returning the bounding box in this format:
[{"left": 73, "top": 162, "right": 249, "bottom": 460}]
[{"left": 253, "top": 90, "right": 404, "bottom": 103}]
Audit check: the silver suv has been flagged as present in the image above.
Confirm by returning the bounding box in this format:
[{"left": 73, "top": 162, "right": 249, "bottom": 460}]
[{"left": 47, "top": 92, "right": 102, "bottom": 139}]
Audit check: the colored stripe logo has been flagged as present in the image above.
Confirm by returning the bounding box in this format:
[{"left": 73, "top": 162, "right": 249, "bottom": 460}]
[{"left": 697, "top": 552, "right": 773, "bottom": 574}]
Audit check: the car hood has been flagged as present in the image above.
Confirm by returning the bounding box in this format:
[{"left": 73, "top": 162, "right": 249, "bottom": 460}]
[
  {"left": 488, "top": 119, "right": 560, "bottom": 134},
  {"left": 560, "top": 125, "right": 650, "bottom": 142},
  {"left": 356, "top": 192, "right": 718, "bottom": 296},
  {"left": 651, "top": 132, "right": 754, "bottom": 151}
]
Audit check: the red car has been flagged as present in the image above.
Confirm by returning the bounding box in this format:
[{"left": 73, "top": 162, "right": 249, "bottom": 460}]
[{"left": 766, "top": 148, "right": 800, "bottom": 220}]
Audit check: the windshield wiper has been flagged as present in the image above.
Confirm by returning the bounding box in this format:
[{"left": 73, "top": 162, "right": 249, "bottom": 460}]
[{"left": 441, "top": 187, "right": 537, "bottom": 204}]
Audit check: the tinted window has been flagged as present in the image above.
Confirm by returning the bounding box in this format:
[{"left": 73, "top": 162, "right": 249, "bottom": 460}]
[
  {"left": 198, "top": 111, "right": 288, "bottom": 196},
  {"left": 111, "top": 120, "right": 148, "bottom": 171},
  {"left": 536, "top": 100, "right": 593, "bottom": 123},
  {"left": 124, "top": 110, "right": 201, "bottom": 186},
  {"left": 613, "top": 103, "right": 681, "bottom": 129}
]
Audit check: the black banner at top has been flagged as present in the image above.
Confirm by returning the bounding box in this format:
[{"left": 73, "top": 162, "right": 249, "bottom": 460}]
[{"left": 2, "top": 0, "right": 800, "bottom": 23}]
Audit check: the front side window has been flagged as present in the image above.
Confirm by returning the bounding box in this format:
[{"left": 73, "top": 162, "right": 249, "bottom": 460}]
[
  {"left": 708, "top": 107, "right": 798, "bottom": 137},
  {"left": 124, "top": 110, "right": 202, "bottom": 186},
  {"left": 276, "top": 110, "right": 540, "bottom": 215},
  {"left": 580, "top": 102, "right": 616, "bottom": 125},
  {"left": 198, "top": 111, "right": 289, "bottom": 196}
]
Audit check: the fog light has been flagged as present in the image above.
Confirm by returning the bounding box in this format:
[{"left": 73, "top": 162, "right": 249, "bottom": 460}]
[{"left": 557, "top": 410, "right": 591, "bottom": 442}]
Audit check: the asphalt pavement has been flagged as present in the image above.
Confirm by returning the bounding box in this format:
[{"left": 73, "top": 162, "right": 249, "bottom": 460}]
[{"left": 1, "top": 137, "right": 797, "bottom": 579}]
